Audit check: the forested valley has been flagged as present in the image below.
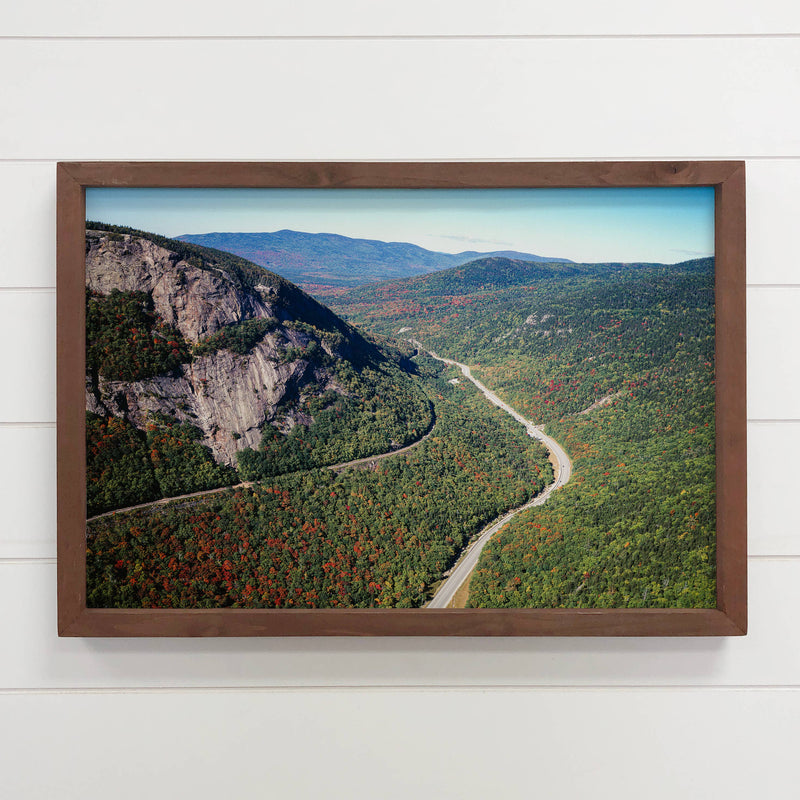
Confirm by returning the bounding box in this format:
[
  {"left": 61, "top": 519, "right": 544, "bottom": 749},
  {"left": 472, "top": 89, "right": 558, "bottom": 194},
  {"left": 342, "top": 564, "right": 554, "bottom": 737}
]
[
  {"left": 85, "top": 225, "right": 716, "bottom": 609},
  {"left": 327, "top": 256, "right": 717, "bottom": 608},
  {"left": 87, "top": 371, "right": 552, "bottom": 608},
  {"left": 84, "top": 229, "right": 554, "bottom": 607}
]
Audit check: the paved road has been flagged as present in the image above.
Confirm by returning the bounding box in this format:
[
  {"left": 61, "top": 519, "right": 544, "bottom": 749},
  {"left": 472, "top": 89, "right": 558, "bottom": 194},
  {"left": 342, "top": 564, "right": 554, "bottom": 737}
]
[
  {"left": 88, "top": 343, "right": 572, "bottom": 610},
  {"left": 415, "top": 343, "right": 572, "bottom": 609},
  {"left": 87, "top": 407, "right": 437, "bottom": 525},
  {"left": 329, "top": 405, "right": 436, "bottom": 473},
  {"left": 86, "top": 481, "right": 257, "bottom": 523}
]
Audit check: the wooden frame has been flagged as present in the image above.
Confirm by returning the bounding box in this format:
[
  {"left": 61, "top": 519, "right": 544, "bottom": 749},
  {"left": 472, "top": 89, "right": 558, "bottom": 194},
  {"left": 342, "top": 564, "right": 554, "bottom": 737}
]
[{"left": 57, "top": 161, "right": 746, "bottom": 636}]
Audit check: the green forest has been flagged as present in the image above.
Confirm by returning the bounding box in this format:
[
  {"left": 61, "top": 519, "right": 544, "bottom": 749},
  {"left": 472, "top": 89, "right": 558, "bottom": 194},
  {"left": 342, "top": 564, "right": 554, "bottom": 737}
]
[
  {"left": 237, "top": 357, "right": 433, "bottom": 479},
  {"left": 87, "top": 412, "right": 237, "bottom": 517},
  {"left": 86, "top": 223, "right": 716, "bottom": 611},
  {"left": 327, "top": 256, "right": 716, "bottom": 608},
  {"left": 86, "top": 288, "right": 192, "bottom": 382},
  {"left": 87, "top": 374, "right": 552, "bottom": 608}
]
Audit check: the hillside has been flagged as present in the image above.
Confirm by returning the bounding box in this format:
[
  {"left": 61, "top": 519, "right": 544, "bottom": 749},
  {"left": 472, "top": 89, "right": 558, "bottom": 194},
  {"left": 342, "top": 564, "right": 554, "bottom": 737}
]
[
  {"left": 176, "top": 229, "right": 572, "bottom": 288},
  {"left": 86, "top": 375, "right": 554, "bottom": 609},
  {"left": 326, "top": 255, "right": 718, "bottom": 608},
  {"left": 84, "top": 223, "right": 432, "bottom": 515},
  {"left": 84, "top": 229, "right": 558, "bottom": 609},
  {"left": 83, "top": 235, "right": 716, "bottom": 611},
  {"left": 327, "top": 255, "right": 713, "bottom": 332}
]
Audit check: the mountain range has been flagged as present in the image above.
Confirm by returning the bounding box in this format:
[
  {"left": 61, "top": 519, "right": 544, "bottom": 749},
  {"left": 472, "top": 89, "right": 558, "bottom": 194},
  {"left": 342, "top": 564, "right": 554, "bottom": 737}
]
[
  {"left": 84, "top": 222, "right": 717, "bottom": 611},
  {"left": 176, "top": 229, "right": 572, "bottom": 287}
]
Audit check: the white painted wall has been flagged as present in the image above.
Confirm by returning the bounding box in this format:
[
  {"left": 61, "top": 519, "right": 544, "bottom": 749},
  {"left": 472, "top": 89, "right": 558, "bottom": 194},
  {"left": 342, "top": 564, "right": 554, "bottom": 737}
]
[{"left": 1, "top": 4, "right": 798, "bottom": 797}]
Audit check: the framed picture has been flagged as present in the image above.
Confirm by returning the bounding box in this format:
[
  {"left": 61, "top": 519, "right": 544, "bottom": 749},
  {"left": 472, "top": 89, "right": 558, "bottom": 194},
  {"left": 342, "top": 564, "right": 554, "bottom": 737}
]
[{"left": 57, "top": 161, "right": 746, "bottom": 636}]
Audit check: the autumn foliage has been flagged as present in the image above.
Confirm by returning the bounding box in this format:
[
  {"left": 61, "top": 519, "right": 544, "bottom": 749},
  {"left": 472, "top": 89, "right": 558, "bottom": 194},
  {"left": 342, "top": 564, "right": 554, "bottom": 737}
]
[{"left": 87, "top": 379, "right": 552, "bottom": 608}]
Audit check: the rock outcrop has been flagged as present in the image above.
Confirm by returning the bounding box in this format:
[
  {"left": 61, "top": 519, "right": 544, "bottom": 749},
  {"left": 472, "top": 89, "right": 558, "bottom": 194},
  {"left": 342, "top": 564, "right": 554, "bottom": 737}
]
[
  {"left": 85, "top": 229, "right": 368, "bottom": 466},
  {"left": 87, "top": 230, "right": 280, "bottom": 341}
]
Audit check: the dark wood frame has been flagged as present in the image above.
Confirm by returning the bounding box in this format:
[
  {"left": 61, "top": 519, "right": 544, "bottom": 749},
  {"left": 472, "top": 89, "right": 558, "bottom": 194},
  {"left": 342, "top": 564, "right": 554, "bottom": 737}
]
[{"left": 57, "top": 161, "right": 747, "bottom": 637}]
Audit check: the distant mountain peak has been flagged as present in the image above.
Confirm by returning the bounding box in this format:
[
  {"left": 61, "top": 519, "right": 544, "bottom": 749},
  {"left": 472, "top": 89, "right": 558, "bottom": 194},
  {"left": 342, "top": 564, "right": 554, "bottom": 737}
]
[{"left": 176, "top": 229, "right": 572, "bottom": 288}]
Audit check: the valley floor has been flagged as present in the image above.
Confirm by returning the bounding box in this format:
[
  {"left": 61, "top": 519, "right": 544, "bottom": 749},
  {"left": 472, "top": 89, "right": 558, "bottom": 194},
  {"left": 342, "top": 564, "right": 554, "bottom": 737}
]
[
  {"left": 85, "top": 362, "right": 554, "bottom": 609},
  {"left": 420, "top": 347, "right": 572, "bottom": 608}
]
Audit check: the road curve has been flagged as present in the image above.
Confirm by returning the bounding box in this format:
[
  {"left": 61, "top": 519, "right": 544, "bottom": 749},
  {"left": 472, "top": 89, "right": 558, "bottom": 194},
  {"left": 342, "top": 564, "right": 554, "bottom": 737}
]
[
  {"left": 415, "top": 342, "right": 572, "bottom": 609},
  {"left": 87, "top": 405, "right": 437, "bottom": 525},
  {"left": 329, "top": 404, "right": 436, "bottom": 473}
]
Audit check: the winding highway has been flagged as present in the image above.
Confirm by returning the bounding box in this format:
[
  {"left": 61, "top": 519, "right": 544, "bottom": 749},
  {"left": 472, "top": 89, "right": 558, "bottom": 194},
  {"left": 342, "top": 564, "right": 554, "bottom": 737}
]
[
  {"left": 411, "top": 341, "right": 572, "bottom": 609},
  {"left": 88, "top": 341, "right": 573, "bottom": 613}
]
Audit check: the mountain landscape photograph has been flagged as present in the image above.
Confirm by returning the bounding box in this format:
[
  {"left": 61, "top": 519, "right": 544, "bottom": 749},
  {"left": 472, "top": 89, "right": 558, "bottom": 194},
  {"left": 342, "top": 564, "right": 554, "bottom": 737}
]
[{"left": 83, "top": 186, "right": 716, "bottom": 610}]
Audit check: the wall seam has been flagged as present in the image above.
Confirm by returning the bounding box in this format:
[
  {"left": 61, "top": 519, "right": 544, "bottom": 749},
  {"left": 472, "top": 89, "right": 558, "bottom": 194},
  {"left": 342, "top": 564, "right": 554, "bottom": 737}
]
[
  {"left": 1, "top": 33, "right": 799, "bottom": 42},
  {"left": 1, "top": 684, "right": 800, "bottom": 695},
  {"left": 3, "top": 155, "right": 800, "bottom": 164}
]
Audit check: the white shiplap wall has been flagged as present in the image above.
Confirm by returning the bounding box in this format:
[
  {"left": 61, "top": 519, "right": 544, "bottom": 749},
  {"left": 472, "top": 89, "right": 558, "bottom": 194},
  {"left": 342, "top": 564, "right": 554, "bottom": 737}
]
[{"left": 1, "top": 4, "right": 798, "bottom": 797}]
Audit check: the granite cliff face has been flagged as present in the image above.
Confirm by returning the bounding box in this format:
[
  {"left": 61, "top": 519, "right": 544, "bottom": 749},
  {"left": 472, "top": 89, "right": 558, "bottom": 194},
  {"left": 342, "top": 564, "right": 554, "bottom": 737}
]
[
  {"left": 85, "top": 228, "right": 373, "bottom": 466},
  {"left": 87, "top": 230, "right": 276, "bottom": 341}
]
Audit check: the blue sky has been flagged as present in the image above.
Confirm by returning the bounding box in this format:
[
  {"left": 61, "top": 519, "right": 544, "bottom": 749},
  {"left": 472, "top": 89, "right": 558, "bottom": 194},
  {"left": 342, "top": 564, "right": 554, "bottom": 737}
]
[{"left": 86, "top": 186, "right": 714, "bottom": 264}]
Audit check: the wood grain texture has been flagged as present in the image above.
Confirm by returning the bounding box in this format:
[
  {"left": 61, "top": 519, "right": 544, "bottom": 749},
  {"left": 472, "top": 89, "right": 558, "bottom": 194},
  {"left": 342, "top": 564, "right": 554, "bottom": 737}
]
[
  {"left": 62, "top": 159, "right": 744, "bottom": 189},
  {"left": 56, "top": 160, "right": 747, "bottom": 637},
  {"left": 56, "top": 164, "right": 87, "bottom": 638},
  {"left": 60, "top": 608, "right": 743, "bottom": 637},
  {"left": 714, "top": 165, "right": 747, "bottom": 633}
]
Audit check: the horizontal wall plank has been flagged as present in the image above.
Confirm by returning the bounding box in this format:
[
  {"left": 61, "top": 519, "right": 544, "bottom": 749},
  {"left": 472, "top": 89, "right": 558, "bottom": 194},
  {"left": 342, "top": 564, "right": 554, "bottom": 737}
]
[
  {"left": 748, "top": 422, "right": 800, "bottom": 555},
  {"left": 746, "top": 159, "right": 800, "bottom": 285},
  {"left": 0, "top": 558, "right": 794, "bottom": 688},
  {"left": 0, "top": 427, "right": 55, "bottom": 560},
  {"left": 2, "top": 1, "right": 800, "bottom": 38},
  {"left": 0, "top": 418, "right": 789, "bottom": 559},
  {"left": 2, "top": 688, "right": 799, "bottom": 800},
  {"left": 0, "top": 163, "right": 55, "bottom": 288},
  {"left": 0, "top": 292, "right": 54, "bottom": 421},
  {"left": 747, "top": 288, "right": 800, "bottom": 420},
  {"left": 1, "top": 158, "right": 798, "bottom": 288},
  {"left": 0, "top": 39, "right": 798, "bottom": 160}
]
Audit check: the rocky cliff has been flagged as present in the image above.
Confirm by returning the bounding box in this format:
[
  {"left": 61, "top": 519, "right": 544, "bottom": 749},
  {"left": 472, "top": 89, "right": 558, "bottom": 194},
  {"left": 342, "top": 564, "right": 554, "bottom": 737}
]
[{"left": 85, "top": 227, "right": 375, "bottom": 466}]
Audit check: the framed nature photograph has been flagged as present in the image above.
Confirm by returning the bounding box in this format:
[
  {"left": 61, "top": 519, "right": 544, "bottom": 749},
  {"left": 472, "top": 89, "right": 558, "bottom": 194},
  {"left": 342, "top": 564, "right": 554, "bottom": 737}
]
[{"left": 57, "top": 161, "right": 746, "bottom": 636}]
